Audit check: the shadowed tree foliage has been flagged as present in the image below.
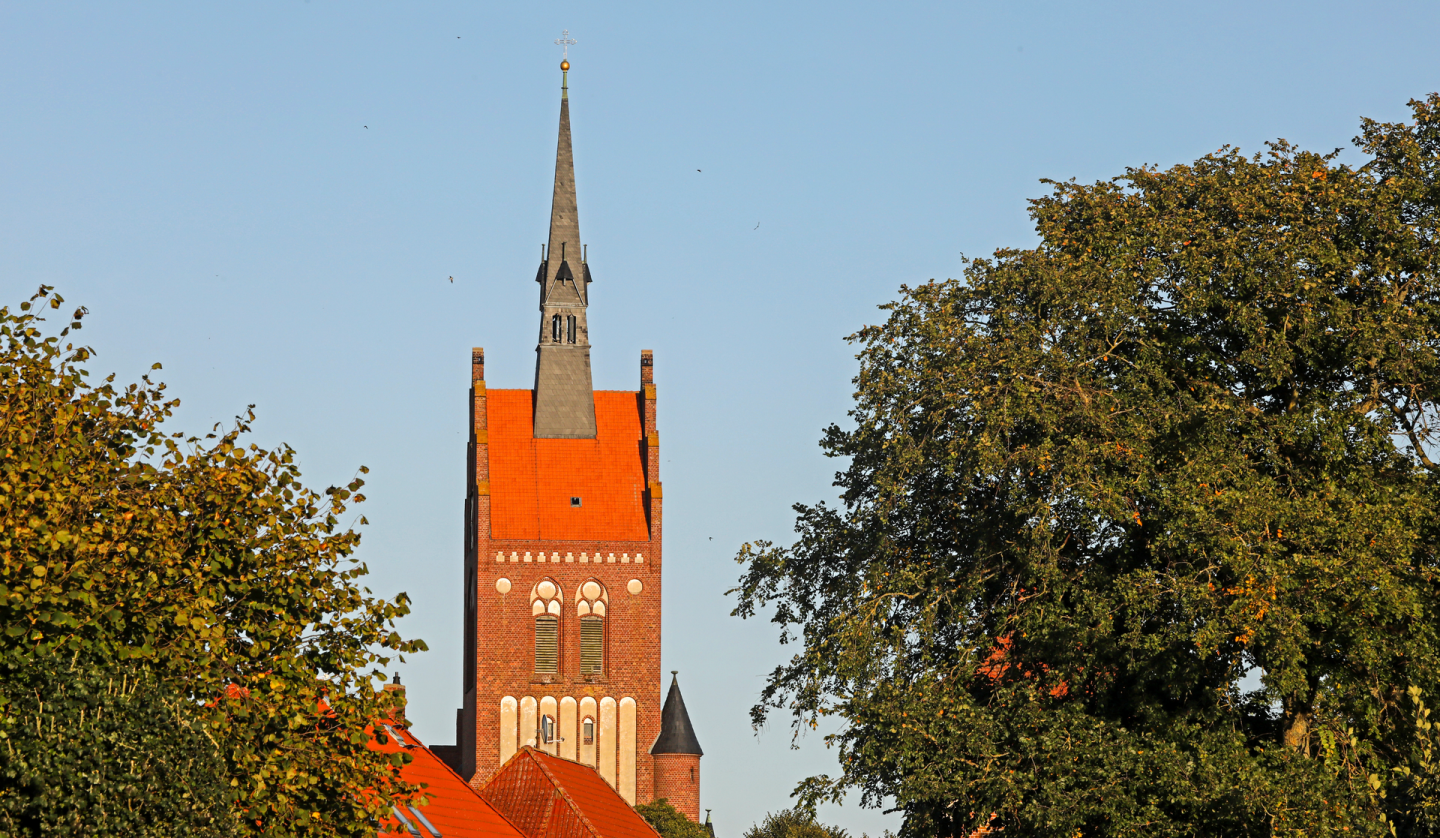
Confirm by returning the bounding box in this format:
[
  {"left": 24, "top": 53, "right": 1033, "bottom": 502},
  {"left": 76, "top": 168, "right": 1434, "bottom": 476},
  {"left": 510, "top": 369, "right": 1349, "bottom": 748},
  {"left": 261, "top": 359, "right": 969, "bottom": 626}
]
[
  {"left": 0, "top": 654, "right": 236, "bottom": 837},
  {"left": 636, "top": 798, "right": 712, "bottom": 838},
  {"left": 732, "top": 95, "right": 1440, "bottom": 837},
  {"left": 0, "top": 288, "right": 425, "bottom": 837},
  {"left": 742, "top": 808, "right": 852, "bottom": 838}
]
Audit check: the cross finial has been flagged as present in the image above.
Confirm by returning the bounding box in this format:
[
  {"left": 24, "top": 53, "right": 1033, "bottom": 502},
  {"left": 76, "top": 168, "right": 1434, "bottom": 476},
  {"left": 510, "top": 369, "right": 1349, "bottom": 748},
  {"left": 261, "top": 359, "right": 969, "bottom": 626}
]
[{"left": 554, "top": 29, "right": 577, "bottom": 60}]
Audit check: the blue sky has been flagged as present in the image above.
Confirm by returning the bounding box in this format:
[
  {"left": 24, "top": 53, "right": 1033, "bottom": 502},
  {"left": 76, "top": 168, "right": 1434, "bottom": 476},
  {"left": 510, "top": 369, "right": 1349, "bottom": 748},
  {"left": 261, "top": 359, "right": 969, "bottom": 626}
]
[{"left": 3, "top": 2, "right": 1437, "bottom": 834}]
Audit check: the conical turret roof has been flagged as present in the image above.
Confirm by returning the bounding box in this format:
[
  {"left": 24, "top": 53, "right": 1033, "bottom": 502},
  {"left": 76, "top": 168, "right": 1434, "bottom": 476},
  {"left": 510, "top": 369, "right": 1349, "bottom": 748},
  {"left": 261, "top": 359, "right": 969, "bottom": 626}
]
[{"left": 650, "top": 672, "right": 703, "bottom": 755}]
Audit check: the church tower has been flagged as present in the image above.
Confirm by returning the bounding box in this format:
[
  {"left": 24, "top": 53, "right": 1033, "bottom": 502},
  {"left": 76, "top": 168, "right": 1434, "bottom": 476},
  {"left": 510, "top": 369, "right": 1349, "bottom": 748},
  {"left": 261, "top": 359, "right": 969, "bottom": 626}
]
[{"left": 456, "top": 57, "right": 696, "bottom": 815}]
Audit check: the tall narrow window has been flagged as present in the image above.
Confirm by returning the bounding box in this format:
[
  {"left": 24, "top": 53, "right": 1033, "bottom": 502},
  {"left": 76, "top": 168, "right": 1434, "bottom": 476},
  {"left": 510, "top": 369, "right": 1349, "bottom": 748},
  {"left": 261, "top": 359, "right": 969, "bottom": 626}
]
[
  {"left": 551, "top": 314, "right": 562, "bottom": 342},
  {"left": 580, "top": 616, "right": 604, "bottom": 674},
  {"left": 582, "top": 717, "right": 595, "bottom": 745},
  {"left": 535, "top": 616, "right": 559, "bottom": 673},
  {"left": 532, "top": 579, "right": 563, "bottom": 674},
  {"left": 576, "top": 579, "right": 607, "bottom": 676}
]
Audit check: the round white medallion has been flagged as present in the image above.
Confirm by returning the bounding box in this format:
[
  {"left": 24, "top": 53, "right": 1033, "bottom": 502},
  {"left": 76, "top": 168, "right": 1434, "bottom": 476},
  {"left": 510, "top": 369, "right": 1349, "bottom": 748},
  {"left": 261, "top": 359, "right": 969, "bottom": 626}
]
[
  {"left": 626, "top": 578, "right": 643, "bottom": 595},
  {"left": 582, "top": 580, "right": 602, "bottom": 600},
  {"left": 537, "top": 579, "right": 557, "bottom": 600},
  {"left": 495, "top": 577, "right": 512, "bottom": 594}
]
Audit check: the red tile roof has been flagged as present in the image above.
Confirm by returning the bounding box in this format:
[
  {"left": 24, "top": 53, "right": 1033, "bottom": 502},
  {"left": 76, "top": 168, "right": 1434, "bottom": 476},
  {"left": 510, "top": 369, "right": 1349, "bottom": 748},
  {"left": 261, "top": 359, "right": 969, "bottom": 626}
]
[
  {"left": 488, "top": 390, "right": 649, "bottom": 542},
  {"left": 375, "top": 724, "right": 526, "bottom": 838},
  {"left": 480, "top": 748, "right": 661, "bottom": 838}
]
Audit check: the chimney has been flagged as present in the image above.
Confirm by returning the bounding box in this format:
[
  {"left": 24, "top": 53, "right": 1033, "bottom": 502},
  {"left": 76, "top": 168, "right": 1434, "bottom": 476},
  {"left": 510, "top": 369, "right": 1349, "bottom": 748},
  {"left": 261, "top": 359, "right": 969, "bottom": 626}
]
[{"left": 383, "top": 672, "right": 407, "bottom": 725}]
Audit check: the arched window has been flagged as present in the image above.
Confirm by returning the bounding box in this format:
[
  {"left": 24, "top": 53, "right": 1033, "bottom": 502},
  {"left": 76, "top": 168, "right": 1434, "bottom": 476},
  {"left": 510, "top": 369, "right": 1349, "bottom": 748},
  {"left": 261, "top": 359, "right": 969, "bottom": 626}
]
[
  {"left": 540, "top": 714, "right": 557, "bottom": 744},
  {"left": 576, "top": 579, "right": 608, "bottom": 675},
  {"left": 532, "top": 579, "right": 563, "bottom": 674},
  {"left": 582, "top": 716, "right": 595, "bottom": 745},
  {"left": 566, "top": 315, "right": 577, "bottom": 344},
  {"left": 551, "top": 314, "right": 562, "bottom": 343}
]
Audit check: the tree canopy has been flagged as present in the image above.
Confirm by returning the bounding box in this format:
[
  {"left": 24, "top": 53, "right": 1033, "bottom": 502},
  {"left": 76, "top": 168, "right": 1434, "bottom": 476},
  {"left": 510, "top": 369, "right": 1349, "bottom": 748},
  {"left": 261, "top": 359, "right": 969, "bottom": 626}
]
[
  {"left": 0, "top": 654, "right": 236, "bottom": 836},
  {"left": 732, "top": 95, "right": 1440, "bottom": 837},
  {"left": 741, "top": 808, "right": 852, "bottom": 838},
  {"left": 636, "top": 798, "right": 711, "bottom": 838},
  {"left": 0, "top": 287, "right": 424, "bottom": 836}
]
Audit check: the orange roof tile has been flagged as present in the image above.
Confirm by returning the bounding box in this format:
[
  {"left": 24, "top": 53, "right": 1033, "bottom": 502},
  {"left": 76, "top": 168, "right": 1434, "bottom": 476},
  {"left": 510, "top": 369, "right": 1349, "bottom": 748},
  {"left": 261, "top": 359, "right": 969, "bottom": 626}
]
[
  {"left": 480, "top": 748, "right": 661, "bottom": 838},
  {"left": 375, "top": 724, "right": 526, "bottom": 838},
  {"left": 488, "top": 390, "right": 649, "bottom": 542}
]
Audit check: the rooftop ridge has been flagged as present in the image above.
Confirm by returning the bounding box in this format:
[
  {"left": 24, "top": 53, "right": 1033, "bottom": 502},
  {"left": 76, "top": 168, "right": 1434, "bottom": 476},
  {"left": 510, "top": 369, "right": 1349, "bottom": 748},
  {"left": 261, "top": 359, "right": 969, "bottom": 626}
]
[{"left": 524, "top": 748, "right": 608, "bottom": 838}]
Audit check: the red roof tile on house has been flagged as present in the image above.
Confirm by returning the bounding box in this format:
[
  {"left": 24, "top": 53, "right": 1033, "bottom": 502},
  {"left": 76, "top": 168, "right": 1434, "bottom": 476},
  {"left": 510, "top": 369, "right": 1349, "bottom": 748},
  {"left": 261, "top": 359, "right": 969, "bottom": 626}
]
[
  {"left": 376, "top": 724, "right": 526, "bottom": 838},
  {"left": 480, "top": 748, "right": 661, "bottom": 838},
  {"left": 488, "top": 390, "right": 649, "bottom": 542}
]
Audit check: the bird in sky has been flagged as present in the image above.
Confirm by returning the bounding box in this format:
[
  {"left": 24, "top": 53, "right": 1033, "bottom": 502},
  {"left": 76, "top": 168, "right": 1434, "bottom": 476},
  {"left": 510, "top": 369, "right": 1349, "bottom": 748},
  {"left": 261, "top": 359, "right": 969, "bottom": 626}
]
[
  {"left": 448, "top": 276, "right": 454, "bottom": 283},
  {"left": 363, "top": 125, "right": 368, "bottom": 129},
  {"left": 696, "top": 169, "right": 701, "bottom": 172},
  {"left": 754, "top": 222, "right": 760, "bottom": 230}
]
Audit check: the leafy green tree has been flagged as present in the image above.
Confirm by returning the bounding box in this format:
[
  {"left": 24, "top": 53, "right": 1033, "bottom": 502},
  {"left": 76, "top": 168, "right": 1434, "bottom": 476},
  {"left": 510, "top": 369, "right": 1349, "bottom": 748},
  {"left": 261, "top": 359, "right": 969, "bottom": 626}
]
[
  {"left": 0, "top": 653, "right": 236, "bottom": 837},
  {"left": 0, "top": 288, "right": 424, "bottom": 837},
  {"left": 732, "top": 94, "right": 1440, "bottom": 837},
  {"left": 637, "top": 798, "right": 711, "bottom": 838},
  {"left": 742, "top": 808, "right": 851, "bottom": 838}
]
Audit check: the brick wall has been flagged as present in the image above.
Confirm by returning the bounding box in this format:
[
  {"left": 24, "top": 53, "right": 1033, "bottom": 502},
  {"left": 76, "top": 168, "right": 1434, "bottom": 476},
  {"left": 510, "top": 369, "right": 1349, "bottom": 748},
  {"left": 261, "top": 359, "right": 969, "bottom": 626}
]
[
  {"left": 652, "top": 754, "right": 700, "bottom": 821},
  {"left": 462, "top": 350, "right": 664, "bottom": 805}
]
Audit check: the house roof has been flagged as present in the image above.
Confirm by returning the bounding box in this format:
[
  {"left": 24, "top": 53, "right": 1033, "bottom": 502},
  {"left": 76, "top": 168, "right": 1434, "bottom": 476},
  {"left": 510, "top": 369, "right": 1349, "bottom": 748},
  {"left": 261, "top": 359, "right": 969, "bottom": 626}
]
[
  {"left": 650, "top": 673, "right": 702, "bottom": 756},
  {"left": 488, "top": 389, "right": 650, "bottom": 542},
  {"left": 480, "top": 747, "right": 661, "bottom": 838},
  {"left": 375, "top": 724, "right": 526, "bottom": 838}
]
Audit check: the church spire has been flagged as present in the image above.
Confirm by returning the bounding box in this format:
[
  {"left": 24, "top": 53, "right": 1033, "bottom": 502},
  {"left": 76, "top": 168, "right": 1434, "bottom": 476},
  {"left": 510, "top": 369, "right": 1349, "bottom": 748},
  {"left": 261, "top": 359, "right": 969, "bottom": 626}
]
[{"left": 533, "top": 56, "right": 597, "bottom": 439}]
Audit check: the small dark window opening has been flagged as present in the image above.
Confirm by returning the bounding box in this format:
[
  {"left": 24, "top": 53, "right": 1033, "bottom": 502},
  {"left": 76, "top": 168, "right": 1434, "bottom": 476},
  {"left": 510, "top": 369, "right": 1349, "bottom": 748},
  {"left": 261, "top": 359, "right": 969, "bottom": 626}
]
[
  {"left": 551, "top": 314, "right": 562, "bottom": 342},
  {"left": 570, "top": 497, "right": 582, "bottom": 508},
  {"left": 690, "top": 766, "right": 696, "bottom": 783},
  {"left": 540, "top": 714, "right": 557, "bottom": 744},
  {"left": 567, "top": 315, "right": 577, "bottom": 344},
  {"left": 582, "top": 717, "right": 595, "bottom": 745}
]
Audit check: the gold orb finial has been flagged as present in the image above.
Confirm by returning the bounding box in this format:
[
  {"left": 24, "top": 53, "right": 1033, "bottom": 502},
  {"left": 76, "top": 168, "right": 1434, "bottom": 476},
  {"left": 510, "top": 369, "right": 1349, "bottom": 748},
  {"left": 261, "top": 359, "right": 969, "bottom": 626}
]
[{"left": 560, "top": 59, "right": 570, "bottom": 72}]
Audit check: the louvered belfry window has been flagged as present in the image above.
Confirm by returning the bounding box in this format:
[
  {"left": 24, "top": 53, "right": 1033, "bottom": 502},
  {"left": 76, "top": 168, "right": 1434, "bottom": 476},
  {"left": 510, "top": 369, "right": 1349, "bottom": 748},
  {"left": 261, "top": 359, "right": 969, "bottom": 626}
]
[
  {"left": 580, "top": 615, "right": 604, "bottom": 674},
  {"left": 535, "top": 615, "right": 559, "bottom": 673}
]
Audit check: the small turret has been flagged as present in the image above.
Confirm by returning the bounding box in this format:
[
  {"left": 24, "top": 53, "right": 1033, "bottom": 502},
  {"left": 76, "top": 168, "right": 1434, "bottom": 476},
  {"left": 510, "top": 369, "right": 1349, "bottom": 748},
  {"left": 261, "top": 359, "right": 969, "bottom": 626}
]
[{"left": 650, "top": 672, "right": 702, "bottom": 820}]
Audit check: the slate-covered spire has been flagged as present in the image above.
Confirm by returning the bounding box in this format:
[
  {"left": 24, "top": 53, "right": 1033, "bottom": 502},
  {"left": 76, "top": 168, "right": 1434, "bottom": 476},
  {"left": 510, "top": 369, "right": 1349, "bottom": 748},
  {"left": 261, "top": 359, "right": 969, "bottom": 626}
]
[
  {"left": 533, "top": 58, "right": 597, "bottom": 439},
  {"left": 651, "top": 672, "right": 703, "bottom": 755}
]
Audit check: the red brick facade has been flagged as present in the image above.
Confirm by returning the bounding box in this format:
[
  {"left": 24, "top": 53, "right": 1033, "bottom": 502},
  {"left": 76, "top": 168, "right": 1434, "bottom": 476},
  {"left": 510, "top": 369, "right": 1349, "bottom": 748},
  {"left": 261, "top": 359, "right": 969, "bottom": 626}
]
[
  {"left": 460, "top": 349, "right": 664, "bottom": 808},
  {"left": 651, "top": 754, "right": 700, "bottom": 821}
]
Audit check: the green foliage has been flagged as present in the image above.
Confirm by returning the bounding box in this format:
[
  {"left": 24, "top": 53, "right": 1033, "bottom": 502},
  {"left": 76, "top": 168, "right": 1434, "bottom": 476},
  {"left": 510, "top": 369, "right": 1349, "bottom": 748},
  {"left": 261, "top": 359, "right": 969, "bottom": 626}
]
[
  {"left": 0, "top": 288, "right": 426, "bottom": 836},
  {"left": 1389, "top": 687, "right": 1440, "bottom": 834},
  {"left": 732, "top": 94, "right": 1440, "bottom": 837},
  {"left": 636, "top": 798, "right": 711, "bottom": 838},
  {"left": 0, "top": 652, "right": 236, "bottom": 837},
  {"left": 741, "top": 808, "right": 851, "bottom": 838}
]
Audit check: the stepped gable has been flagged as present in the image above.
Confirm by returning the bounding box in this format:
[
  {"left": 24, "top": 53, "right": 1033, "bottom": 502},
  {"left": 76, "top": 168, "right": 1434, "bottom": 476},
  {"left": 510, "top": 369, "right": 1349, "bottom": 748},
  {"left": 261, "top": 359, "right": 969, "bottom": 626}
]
[
  {"left": 487, "top": 389, "right": 648, "bottom": 541},
  {"left": 376, "top": 725, "right": 525, "bottom": 838},
  {"left": 480, "top": 747, "right": 661, "bottom": 838}
]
